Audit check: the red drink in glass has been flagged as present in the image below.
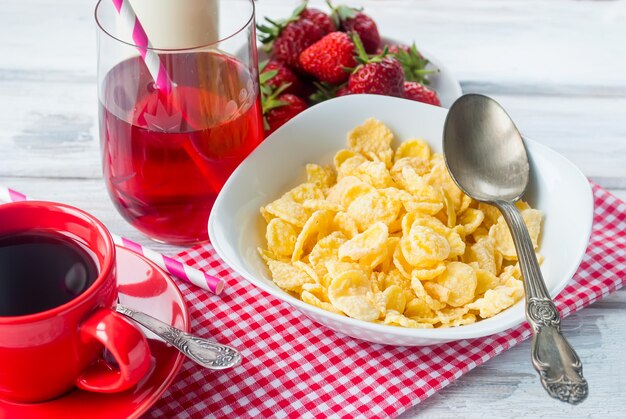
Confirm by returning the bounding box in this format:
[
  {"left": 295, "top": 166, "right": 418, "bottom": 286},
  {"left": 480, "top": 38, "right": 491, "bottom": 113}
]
[{"left": 100, "top": 52, "right": 263, "bottom": 244}]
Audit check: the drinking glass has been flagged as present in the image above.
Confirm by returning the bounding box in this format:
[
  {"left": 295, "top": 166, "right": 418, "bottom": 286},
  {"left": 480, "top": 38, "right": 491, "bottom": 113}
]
[{"left": 96, "top": 0, "right": 263, "bottom": 245}]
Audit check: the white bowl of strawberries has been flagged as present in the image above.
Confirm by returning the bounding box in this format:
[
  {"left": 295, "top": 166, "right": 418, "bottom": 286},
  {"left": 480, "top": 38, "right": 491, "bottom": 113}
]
[{"left": 256, "top": 1, "right": 463, "bottom": 134}]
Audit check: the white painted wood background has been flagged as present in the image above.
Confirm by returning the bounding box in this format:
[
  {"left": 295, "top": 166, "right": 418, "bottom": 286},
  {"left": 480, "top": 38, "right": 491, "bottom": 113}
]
[{"left": 0, "top": 0, "right": 625, "bottom": 416}]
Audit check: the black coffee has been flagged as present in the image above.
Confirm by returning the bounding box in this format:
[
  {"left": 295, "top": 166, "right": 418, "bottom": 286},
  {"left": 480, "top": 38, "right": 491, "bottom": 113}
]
[{"left": 0, "top": 231, "right": 98, "bottom": 316}]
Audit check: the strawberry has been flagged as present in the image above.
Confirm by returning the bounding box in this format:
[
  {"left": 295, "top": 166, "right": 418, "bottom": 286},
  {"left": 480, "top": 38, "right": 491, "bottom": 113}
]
[
  {"left": 299, "top": 32, "right": 356, "bottom": 83},
  {"left": 328, "top": 2, "right": 381, "bottom": 54},
  {"left": 349, "top": 56, "right": 404, "bottom": 97},
  {"left": 300, "top": 8, "right": 336, "bottom": 34},
  {"left": 264, "top": 93, "right": 308, "bottom": 134},
  {"left": 271, "top": 20, "right": 324, "bottom": 70},
  {"left": 387, "top": 44, "right": 413, "bottom": 56},
  {"left": 258, "top": 3, "right": 334, "bottom": 70},
  {"left": 403, "top": 81, "right": 441, "bottom": 106},
  {"left": 387, "top": 43, "right": 437, "bottom": 85},
  {"left": 261, "top": 71, "right": 308, "bottom": 134},
  {"left": 260, "top": 60, "right": 306, "bottom": 97},
  {"left": 337, "top": 86, "right": 352, "bottom": 96},
  {"left": 347, "top": 35, "right": 405, "bottom": 97}
]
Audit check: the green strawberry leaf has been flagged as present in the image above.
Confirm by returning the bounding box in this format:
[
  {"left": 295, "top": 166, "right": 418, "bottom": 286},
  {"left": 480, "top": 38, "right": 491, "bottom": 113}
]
[{"left": 390, "top": 42, "right": 438, "bottom": 84}]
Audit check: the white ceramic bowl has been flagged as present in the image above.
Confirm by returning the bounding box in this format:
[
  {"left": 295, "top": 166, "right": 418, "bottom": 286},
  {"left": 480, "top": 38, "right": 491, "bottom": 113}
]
[{"left": 209, "top": 94, "right": 593, "bottom": 346}]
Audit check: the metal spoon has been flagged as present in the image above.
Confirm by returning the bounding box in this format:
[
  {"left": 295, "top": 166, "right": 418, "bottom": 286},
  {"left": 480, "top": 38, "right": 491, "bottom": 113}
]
[
  {"left": 442, "top": 93, "right": 588, "bottom": 404},
  {"left": 116, "top": 304, "right": 242, "bottom": 370}
]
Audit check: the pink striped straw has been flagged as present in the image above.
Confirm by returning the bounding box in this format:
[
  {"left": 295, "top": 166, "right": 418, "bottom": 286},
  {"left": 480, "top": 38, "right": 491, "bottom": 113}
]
[
  {"left": 111, "top": 0, "right": 173, "bottom": 93},
  {"left": 0, "top": 185, "right": 224, "bottom": 295}
]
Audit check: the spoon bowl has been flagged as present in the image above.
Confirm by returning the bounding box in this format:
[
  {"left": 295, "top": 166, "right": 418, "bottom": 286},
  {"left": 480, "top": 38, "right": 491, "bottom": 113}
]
[
  {"left": 443, "top": 93, "right": 529, "bottom": 202},
  {"left": 443, "top": 93, "right": 589, "bottom": 405}
]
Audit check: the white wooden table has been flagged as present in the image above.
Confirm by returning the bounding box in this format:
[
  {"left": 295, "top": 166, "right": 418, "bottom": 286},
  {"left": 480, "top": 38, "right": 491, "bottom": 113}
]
[{"left": 1, "top": 0, "right": 625, "bottom": 416}]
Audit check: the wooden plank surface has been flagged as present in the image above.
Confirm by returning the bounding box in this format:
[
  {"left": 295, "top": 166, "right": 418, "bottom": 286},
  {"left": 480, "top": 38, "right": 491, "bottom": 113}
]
[{"left": 1, "top": 0, "right": 625, "bottom": 417}]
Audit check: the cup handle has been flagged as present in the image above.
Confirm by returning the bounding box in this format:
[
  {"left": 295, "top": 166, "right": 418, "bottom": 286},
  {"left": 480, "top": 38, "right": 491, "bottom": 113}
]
[{"left": 76, "top": 308, "right": 152, "bottom": 393}]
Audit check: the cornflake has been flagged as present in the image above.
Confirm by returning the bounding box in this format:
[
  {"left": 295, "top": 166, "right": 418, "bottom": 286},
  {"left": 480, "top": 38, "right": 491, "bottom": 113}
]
[{"left": 259, "top": 119, "right": 544, "bottom": 328}]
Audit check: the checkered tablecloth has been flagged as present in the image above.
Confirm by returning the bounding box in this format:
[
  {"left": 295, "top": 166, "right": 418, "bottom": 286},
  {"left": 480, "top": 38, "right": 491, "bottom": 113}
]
[{"left": 148, "top": 183, "right": 626, "bottom": 418}]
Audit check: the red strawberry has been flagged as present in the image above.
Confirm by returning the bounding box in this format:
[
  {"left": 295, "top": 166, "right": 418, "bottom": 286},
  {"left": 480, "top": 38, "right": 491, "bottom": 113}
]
[
  {"left": 347, "top": 35, "right": 405, "bottom": 97},
  {"left": 328, "top": 2, "right": 381, "bottom": 54},
  {"left": 299, "top": 32, "right": 356, "bottom": 83},
  {"left": 260, "top": 60, "right": 306, "bottom": 96},
  {"left": 387, "top": 43, "right": 437, "bottom": 84},
  {"left": 258, "top": 3, "right": 334, "bottom": 70},
  {"left": 387, "top": 44, "right": 411, "bottom": 56},
  {"left": 262, "top": 89, "right": 308, "bottom": 134},
  {"left": 337, "top": 86, "right": 352, "bottom": 96},
  {"left": 403, "top": 81, "right": 441, "bottom": 106},
  {"left": 272, "top": 20, "right": 325, "bottom": 70},
  {"left": 300, "top": 8, "right": 336, "bottom": 34},
  {"left": 348, "top": 57, "right": 404, "bottom": 97}
]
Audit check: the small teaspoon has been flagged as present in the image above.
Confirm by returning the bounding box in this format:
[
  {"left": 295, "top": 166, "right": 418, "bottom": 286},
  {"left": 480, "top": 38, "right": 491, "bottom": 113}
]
[{"left": 116, "top": 304, "right": 242, "bottom": 370}]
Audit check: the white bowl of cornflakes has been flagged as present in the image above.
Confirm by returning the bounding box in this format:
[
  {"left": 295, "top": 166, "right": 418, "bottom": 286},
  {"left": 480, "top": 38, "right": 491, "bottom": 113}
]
[{"left": 209, "top": 94, "right": 593, "bottom": 346}]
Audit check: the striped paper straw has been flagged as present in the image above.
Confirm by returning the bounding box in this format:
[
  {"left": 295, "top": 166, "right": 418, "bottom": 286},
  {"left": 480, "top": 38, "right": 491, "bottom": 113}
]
[
  {"left": 0, "top": 185, "right": 224, "bottom": 295},
  {"left": 111, "top": 0, "right": 173, "bottom": 93}
]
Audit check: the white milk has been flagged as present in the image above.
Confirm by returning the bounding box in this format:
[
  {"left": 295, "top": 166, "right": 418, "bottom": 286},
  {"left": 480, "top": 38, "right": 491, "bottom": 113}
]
[{"left": 129, "top": 0, "right": 219, "bottom": 49}]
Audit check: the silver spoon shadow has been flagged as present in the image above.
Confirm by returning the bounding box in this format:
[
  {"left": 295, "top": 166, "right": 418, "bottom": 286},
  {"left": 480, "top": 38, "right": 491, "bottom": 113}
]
[
  {"left": 442, "top": 93, "right": 588, "bottom": 404},
  {"left": 116, "top": 304, "right": 242, "bottom": 370}
]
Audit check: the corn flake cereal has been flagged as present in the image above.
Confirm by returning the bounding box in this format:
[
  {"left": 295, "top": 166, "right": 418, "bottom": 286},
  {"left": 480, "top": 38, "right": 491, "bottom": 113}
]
[
  {"left": 332, "top": 212, "right": 359, "bottom": 239},
  {"left": 264, "top": 198, "right": 310, "bottom": 228},
  {"left": 262, "top": 257, "right": 314, "bottom": 292},
  {"left": 403, "top": 297, "right": 435, "bottom": 320},
  {"left": 467, "top": 277, "right": 524, "bottom": 318},
  {"left": 433, "top": 262, "right": 477, "bottom": 307},
  {"left": 400, "top": 224, "right": 450, "bottom": 267},
  {"left": 306, "top": 164, "right": 336, "bottom": 190},
  {"left": 284, "top": 183, "right": 324, "bottom": 203},
  {"left": 266, "top": 218, "right": 298, "bottom": 257},
  {"left": 259, "top": 120, "right": 544, "bottom": 328},
  {"left": 308, "top": 232, "right": 346, "bottom": 278},
  {"left": 349, "top": 161, "right": 394, "bottom": 189},
  {"left": 347, "top": 118, "right": 394, "bottom": 167},
  {"left": 326, "top": 176, "right": 373, "bottom": 207},
  {"left": 490, "top": 208, "right": 542, "bottom": 260},
  {"left": 328, "top": 270, "right": 379, "bottom": 321},
  {"left": 394, "top": 138, "right": 431, "bottom": 161},
  {"left": 385, "top": 310, "right": 434, "bottom": 328},
  {"left": 347, "top": 190, "right": 402, "bottom": 231},
  {"left": 334, "top": 149, "right": 358, "bottom": 169},
  {"left": 301, "top": 290, "right": 344, "bottom": 315},
  {"left": 383, "top": 285, "right": 407, "bottom": 313},
  {"left": 292, "top": 210, "right": 334, "bottom": 261},
  {"left": 338, "top": 222, "right": 388, "bottom": 262}
]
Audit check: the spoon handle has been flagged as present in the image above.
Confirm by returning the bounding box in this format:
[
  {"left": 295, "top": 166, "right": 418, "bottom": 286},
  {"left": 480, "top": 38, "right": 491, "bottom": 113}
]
[
  {"left": 116, "top": 304, "right": 242, "bottom": 370},
  {"left": 496, "top": 201, "right": 588, "bottom": 404}
]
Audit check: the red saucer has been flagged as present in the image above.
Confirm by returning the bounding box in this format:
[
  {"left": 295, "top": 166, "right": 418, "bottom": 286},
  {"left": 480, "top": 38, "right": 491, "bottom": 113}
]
[{"left": 0, "top": 246, "right": 190, "bottom": 418}]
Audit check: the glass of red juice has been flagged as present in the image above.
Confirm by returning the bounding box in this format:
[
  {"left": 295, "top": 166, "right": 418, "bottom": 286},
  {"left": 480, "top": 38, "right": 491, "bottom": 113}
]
[{"left": 95, "top": 0, "right": 263, "bottom": 245}]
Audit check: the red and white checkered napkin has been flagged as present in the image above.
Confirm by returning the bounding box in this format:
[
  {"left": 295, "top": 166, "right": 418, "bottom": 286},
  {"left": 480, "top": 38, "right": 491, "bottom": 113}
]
[{"left": 148, "top": 184, "right": 625, "bottom": 418}]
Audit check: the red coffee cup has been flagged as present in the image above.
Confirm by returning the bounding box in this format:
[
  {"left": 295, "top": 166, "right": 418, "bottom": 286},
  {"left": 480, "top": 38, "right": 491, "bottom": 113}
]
[{"left": 0, "top": 201, "right": 151, "bottom": 403}]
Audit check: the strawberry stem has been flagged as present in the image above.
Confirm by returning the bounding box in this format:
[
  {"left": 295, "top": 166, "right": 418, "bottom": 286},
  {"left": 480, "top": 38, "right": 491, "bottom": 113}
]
[
  {"left": 257, "top": 1, "right": 309, "bottom": 48},
  {"left": 390, "top": 42, "right": 438, "bottom": 84},
  {"left": 261, "top": 82, "right": 291, "bottom": 130},
  {"left": 327, "top": 1, "right": 361, "bottom": 27},
  {"left": 260, "top": 68, "right": 293, "bottom": 129},
  {"left": 352, "top": 31, "right": 387, "bottom": 67},
  {"left": 310, "top": 81, "right": 346, "bottom": 103},
  {"left": 259, "top": 69, "right": 278, "bottom": 85},
  {"left": 351, "top": 32, "right": 370, "bottom": 64}
]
